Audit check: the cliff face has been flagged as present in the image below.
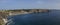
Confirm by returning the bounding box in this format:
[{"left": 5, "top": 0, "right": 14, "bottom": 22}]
[
  {"left": 0, "top": 9, "right": 49, "bottom": 16},
  {"left": 8, "top": 9, "right": 49, "bottom": 15},
  {"left": 0, "top": 12, "right": 9, "bottom": 25}
]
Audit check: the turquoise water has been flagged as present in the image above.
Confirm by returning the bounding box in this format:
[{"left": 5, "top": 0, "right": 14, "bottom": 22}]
[{"left": 7, "top": 10, "right": 60, "bottom": 25}]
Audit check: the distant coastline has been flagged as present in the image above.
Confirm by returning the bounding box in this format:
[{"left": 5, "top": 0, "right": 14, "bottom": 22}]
[{"left": 0, "top": 9, "right": 50, "bottom": 16}]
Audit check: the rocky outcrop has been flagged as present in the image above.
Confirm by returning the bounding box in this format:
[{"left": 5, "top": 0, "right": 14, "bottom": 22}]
[{"left": 0, "top": 12, "right": 9, "bottom": 25}]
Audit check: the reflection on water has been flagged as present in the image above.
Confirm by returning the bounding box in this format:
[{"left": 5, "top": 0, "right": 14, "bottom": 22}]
[{"left": 7, "top": 10, "right": 60, "bottom": 25}]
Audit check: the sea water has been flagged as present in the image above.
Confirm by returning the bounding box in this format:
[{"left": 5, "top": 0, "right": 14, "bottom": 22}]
[{"left": 7, "top": 10, "right": 60, "bottom": 25}]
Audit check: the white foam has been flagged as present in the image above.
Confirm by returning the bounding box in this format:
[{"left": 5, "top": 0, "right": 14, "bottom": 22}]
[{"left": 2, "top": 18, "right": 7, "bottom": 23}]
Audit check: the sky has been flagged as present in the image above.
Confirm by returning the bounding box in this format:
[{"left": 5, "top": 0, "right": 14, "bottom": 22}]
[{"left": 0, "top": 0, "right": 60, "bottom": 10}]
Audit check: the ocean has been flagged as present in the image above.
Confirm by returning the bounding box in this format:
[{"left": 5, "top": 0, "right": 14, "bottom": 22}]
[{"left": 7, "top": 10, "right": 60, "bottom": 25}]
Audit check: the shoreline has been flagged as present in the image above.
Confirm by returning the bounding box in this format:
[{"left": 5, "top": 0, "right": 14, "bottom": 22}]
[{"left": 0, "top": 9, "right": 49, "bottom": 25}]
